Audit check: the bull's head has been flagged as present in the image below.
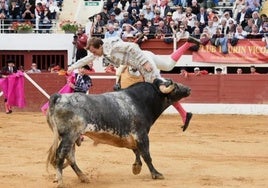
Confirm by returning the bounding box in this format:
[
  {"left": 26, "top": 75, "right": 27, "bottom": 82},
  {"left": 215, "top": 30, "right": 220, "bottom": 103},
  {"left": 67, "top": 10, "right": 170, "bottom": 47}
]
[{"left": 154, "top": 78, "right": 191, "bottom": 102}]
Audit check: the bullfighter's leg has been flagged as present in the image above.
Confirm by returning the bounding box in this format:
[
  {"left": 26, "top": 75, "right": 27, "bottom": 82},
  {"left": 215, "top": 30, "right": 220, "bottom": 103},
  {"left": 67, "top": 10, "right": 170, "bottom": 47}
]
[
  {"left": 66, "top": 145, "right": 89, "bottom": 183},
  {"left": 132, "top": 149, "right": 142, "bottom": 175},
  {"left": 173, "top": 102, "right": 192, "bottom": 131},
  {"left": 137, "top": 135, "right": 164, "bottom": 179}
]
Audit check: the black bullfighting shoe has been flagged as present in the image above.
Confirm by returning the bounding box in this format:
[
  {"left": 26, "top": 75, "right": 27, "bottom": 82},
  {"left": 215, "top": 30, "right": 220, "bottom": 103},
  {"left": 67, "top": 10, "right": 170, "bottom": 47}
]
[{"left": 181, "top": 112, "right": 192, "bottom": 132}]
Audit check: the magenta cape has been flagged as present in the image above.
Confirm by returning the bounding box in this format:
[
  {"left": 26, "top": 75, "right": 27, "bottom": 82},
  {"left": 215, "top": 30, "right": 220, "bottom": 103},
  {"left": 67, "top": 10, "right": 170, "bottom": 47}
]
[
  {"left": 0, "top": 71, "right": 26, "bottom": 108},
  {"left": 41, "top": 73, "right": 75, "bottom": 114}
]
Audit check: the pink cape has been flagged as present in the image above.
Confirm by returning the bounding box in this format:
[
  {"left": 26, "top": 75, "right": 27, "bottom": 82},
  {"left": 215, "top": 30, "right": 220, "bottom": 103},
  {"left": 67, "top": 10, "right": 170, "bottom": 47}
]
[
  {"left": 41, "top": 72, "right": 75, "bottom": 114},
  {"left": 0, "top": 71, "right": 26, "bottom": 108}
]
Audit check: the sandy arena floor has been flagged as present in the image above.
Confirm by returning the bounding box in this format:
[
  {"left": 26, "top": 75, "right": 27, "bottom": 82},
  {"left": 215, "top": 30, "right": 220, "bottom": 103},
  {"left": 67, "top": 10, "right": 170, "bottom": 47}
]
[{"left": 0, "top": 112, "right": 267, "bottom": 188}]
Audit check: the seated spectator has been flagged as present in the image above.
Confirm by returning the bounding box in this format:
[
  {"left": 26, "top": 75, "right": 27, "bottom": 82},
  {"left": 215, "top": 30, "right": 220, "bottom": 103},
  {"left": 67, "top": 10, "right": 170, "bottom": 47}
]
[
  {"left": 137, "top": 12, "right": 148, "bottom": 27},
  {"left": 121, "top": 23, "right": 138, "bottom": 41},
  {"left": 91, "top": 13, "right": 105, "bottom": 37},
  {"left": 192, "top": 67, "right": 208, "bottom": 76},
  {"left": 104, "top": 23, "right": 120, "bottom": 38},
  {"left": 143, "top": 5, "right": 154, "bottom": 21},
  {"left": 234, "top": 24, "right": 248, "bottom": 39},
  {"left": 107, "top": 12, "right": 119, "bottom": 25},
  {"left": 176, "top": 23, "right": 190, "bottom": 40},
  {"left": 48, "top": 0, "right": 60, "bottom": 20},
  {"left": 237, "top": 68, "right": 243, "bottom": 74},
  {"left": 247, "top": 24, "right": 263, "bottom": 38},
  {"left": 26, "top": 63, "right": 41, "bottom": 73},
  {"left": 21, "top": 3, "right": 35, "bottom": 22},
  {"left": 120, "top": 12, "right": 132, "bottom": 27},
  {"left": 215, "top": 68, "right": 223, "bottom": 74},
  {"left": 210, "top": 28, "right": 229, "bottom": 54},
  {"left": 9, "top": 0, "right": 21, "bottom": 19},
  {"left": 250, "top": 65, "right": 260, "bottom": 74},
  {"left": 48, "top": 64, "right": 61, "bottom": 73}
]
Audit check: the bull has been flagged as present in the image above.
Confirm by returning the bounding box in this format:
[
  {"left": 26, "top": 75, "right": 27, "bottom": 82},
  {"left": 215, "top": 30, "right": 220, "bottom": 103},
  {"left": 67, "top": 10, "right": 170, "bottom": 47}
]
[{"left": 46, "top": 79, "right": 191, "bottom": 187}]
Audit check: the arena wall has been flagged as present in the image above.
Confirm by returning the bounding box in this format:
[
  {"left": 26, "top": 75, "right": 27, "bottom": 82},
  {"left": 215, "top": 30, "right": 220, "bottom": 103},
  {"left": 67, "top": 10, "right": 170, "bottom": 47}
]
[{"left": 1, "top": 73, "right": 267, "bottom": 115}]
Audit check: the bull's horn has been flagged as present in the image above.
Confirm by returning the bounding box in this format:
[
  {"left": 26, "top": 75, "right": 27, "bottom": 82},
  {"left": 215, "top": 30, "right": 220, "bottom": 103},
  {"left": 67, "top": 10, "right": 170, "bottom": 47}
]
[{"left": 159, "top": 84, "right": 175, "bottom": 93}]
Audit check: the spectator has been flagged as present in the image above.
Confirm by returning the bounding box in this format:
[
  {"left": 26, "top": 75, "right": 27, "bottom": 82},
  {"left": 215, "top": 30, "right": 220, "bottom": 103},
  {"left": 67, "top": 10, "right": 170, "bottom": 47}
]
[
  {"left": 212, "top": 15, "right": 220, "bottom": 28},
  {"left": 114, "top": 7, "right": 123, "bottom": 23},
  {"left": 121, "top": 23, "right": 138, "bottom": 41},
  {"left": 247, "top": 24, "right": 262, "bottom": 38},
  {"left": 40, "top": 7, "right": 52, "bottom": 33},
  {"left": 234, "top": 24, "right": 248, "bottom": 39},
  {"left": 179, "top": 67, "right": 189, "bottom": 78},
  {"left": 48, "top": 64, "right": 61, "bottom": 73},
  {"left": 105, "top": 23, "right": 120, "bottom": 38},
  {"left": 127, "top": 0, "right": 140, "bottom": 17},
  {"left": 119, "top": 12, "right": 132, "bottom": 27},
  {"left": 176, "top": 23, "right": 190, "bottom": 40},
  {"left": 210, "top": 28, "right": 229, "bottom": 54},
  {"left": 48, "top": 0, "right": 60, "bottom": 20},
  {"left": 246, "top": 0, "right": 260, "bottom": 15},
  {"left": 107, "top": 12, "right": 119, "bottom": 25},
  {"left": 137, "top": 11, "right": 148, "bottom": 27},
  {"left": 218, "top": 18, "right": 230, "bottom": 36},
  {"left": 26, "top": 63, "right": 41, "bottom": 73},
  {"left": 100, "top": 5, "right": 110, "bottom": 25},
  {"left": 1, "top": 59, "right": 18, "bottom": 114},
  {"left": 129, "top": 8, "right": 139, "bottom": 24},
  {"left": 236, "top": 6, "right": 250, "bottom": 28},
  {"left": 196, "top": 7, "right": 208, "bottom": 31},
  {"left": 143, "top": 5, "right": 154, "bottom": 21},
  {"left": 0, "top": 0, "right": 8, "bottom": 31},
  {"left": 192, "top": 67, "right": 208, "bottom": 75},
  {"left": 189, "top": 0, "right": 200, "bottom": 15},
  {"left": 91, "top": 13, "right": 105, "bottom": 37},
  {"left": 233, "top": 0, "right": 246, "bottom": 20},
  {"left": 35, "top": 2, "right": 45, "bottom": 32},
  {"left": 172, "top": 5, "right": 185, "bottom": 24},
  {"left": 9, "top": 0, "right": 21, "bottom": 19},
  {"left": 252, "top": 11, "right": 262, "bottom": 29},
  {"left": 73, "top": 27, "right": 88, "bottom": 61},
  {"left": 236, "top": 67, "right": 243, "bottom": 74},
  {"left": 21, "top": 3, "right": 35, "bottom": 22},
  {"left": 250, "top": 65, "right": 260, "bottom": 74},
  {"left": 158, "top": 0, "right": 172, "bottom": 19},
  {"left": 133, "top": 20, "right": 144, "bottom": 33},
  {"left": 215, "top": 67, "right": 223, "bottom": 74},
  {"left": 69, "top": 65, "right": 93, "bottom": 94},
  {"left": 151, "top": 9, "right": 163, "bottom": 27}
]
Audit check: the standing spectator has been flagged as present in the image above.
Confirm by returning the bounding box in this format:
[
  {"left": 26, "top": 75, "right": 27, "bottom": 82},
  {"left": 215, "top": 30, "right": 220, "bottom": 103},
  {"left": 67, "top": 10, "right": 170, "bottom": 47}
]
[
  {"left": 35, "top": 2, "right": 44, "bottom": 32},
  {"left": 1, "top": 59, "right": 18, "bottom": 114},
  {"left": 73, "top": 27, "right": 88, "bottom": 61},
  {"left": 158, "top": 0, "right": 171, "bottom": 19},
  {"left": 69, "top": 65, "right": 93, "bottom": 94},
  {"left": 48, "top": 0, "right": 60, "bottom": 20},
  {"left": 40, "top": 7, "right": 52, "bottom": 33},
  {"left": 236, "top": 6, "right": 249, "bottom": 27},
  {"left": 26, "top": 63, "right": 41, "bottom": 73}
]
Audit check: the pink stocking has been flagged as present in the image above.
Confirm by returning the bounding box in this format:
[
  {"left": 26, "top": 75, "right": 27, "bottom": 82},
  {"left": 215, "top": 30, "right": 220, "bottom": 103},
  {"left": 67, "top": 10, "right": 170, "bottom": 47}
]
[
  {"left": 171, "top": 42, "right": 195, "bottom": 62},
  {"left": 172, "top": 101, "right": 187, "bottom": 123}
]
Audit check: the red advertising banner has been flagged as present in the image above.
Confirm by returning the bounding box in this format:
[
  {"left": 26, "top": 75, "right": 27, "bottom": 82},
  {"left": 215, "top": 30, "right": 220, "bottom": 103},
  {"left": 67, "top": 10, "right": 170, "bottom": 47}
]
[{"left": 192, "top": 39, "right": 268, "bottom": 64}]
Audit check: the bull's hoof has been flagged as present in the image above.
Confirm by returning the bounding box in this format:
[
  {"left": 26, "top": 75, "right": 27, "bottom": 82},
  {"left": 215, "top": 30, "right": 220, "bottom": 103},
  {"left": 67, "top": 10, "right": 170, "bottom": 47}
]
[
  {"left": 181, "top": 112, "right": 192, "bottom": 132},
  {"left": 151, "top": 173, "right": 164, "bottom": 180},
  {"left": 132, "top": 163, "right": 142, "bottom": 175},
  {"left": 79, "top": 174, "right": 90, "bottom": 183}
]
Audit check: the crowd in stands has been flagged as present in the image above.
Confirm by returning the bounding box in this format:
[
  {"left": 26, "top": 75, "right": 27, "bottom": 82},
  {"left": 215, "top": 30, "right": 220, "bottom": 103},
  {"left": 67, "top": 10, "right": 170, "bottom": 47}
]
[
  {"left": 0, "top": 0, "right": 62, "bottom": 33},
  {"left": 86, "top": 0, "right": 267, "bottom": 50}
]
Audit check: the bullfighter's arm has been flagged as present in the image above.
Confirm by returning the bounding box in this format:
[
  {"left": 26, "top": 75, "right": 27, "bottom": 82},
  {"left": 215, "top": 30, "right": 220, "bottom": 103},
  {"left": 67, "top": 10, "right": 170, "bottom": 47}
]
[{"left": 68, "top": 52, "right": 96, "bottom": 71}]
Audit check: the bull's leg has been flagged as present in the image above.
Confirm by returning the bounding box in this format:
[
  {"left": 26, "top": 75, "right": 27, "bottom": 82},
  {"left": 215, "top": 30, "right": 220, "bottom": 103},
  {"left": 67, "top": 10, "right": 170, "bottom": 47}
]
[
  {"left": 132, "top": 149, "right": 142, "bottom": 175},
  {"left": 137, "top": 135, "right": 164, "bottom": 179},
  {"left": 66, "top": 145, "right": 89, "bottom": 183},
  {"left": 54, "top": 138, "right": 74, "bottom": 187}
]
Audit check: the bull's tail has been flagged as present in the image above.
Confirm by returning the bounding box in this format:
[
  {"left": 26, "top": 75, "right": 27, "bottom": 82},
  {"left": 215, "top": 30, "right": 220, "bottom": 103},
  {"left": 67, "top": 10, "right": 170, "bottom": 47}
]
[{"left": 46, "top": 93, "right": 62, "bottom": 170}]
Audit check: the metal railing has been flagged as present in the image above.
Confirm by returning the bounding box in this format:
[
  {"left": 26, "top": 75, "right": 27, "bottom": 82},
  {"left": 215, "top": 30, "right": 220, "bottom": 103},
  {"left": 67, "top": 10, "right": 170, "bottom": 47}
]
[{"left": 0, "top": 18, "right": 59, "bottom": 34}]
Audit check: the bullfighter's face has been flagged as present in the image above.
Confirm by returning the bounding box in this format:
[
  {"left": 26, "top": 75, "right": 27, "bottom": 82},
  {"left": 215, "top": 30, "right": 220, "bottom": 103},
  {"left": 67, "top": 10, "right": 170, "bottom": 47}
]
[{"left": 89, "top": 45, "right": 103, "bottom": 56}]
